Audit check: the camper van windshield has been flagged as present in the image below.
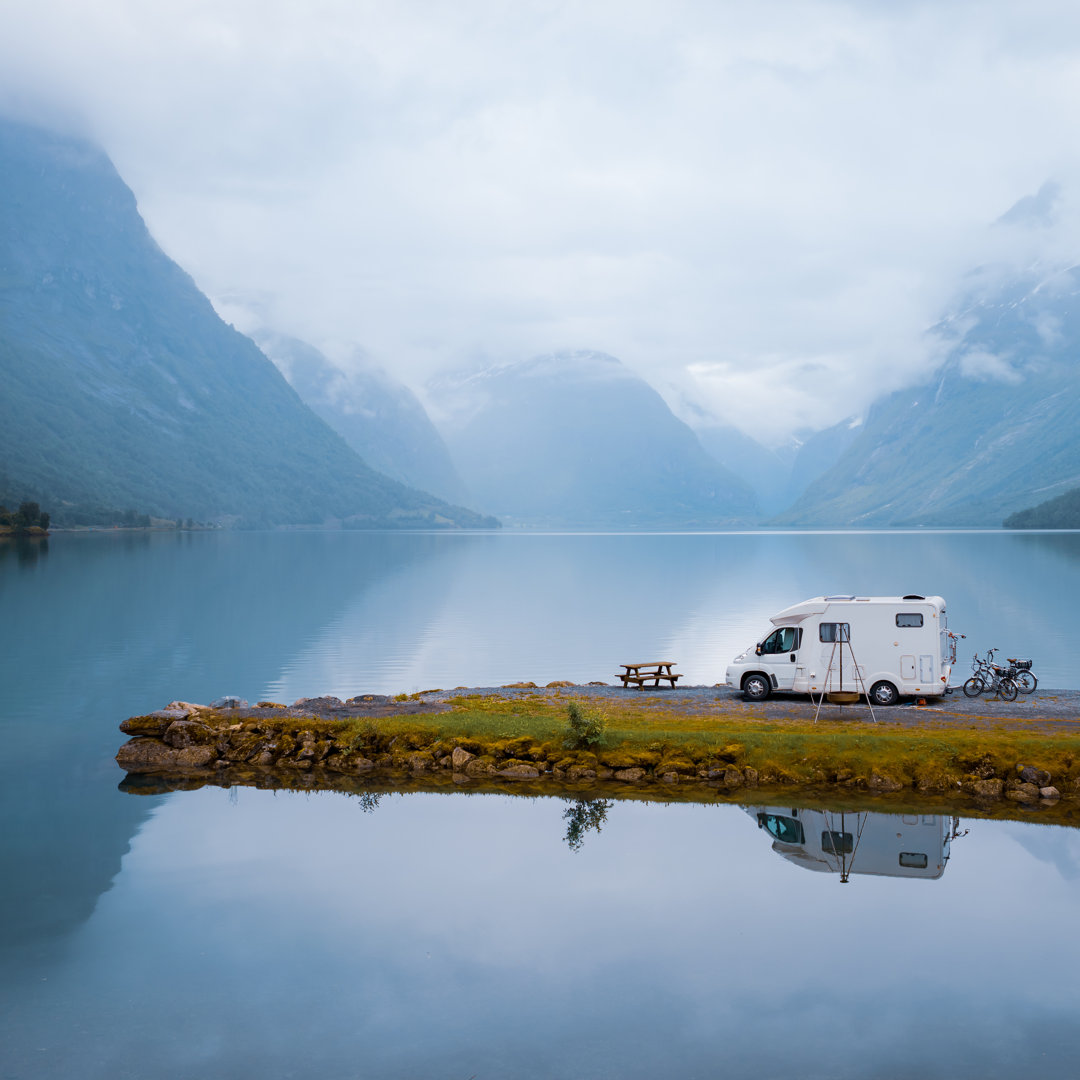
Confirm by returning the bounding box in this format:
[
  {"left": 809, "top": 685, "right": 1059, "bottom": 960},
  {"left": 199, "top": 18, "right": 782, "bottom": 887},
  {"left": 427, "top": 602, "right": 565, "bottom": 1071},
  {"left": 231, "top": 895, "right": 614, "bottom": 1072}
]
[
  {"left": 760, "top": 627, "right": 801, "bottom": 654},
  {"left": 757, "top": 813, "right": 805, "bottom": 844}
]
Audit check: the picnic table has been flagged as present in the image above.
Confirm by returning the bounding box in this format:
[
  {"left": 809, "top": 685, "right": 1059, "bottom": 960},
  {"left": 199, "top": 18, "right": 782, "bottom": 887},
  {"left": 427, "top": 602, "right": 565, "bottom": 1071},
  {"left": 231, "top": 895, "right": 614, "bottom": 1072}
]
[{"left": 618, "top": 662, "right": 682, "bottom": 689}]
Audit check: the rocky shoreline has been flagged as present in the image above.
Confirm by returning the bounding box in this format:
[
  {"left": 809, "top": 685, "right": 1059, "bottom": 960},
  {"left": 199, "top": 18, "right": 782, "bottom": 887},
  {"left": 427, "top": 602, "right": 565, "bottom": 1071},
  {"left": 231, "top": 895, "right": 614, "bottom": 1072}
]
[{"left": 116, "top": 687, "right": 1080, "bottom": 818}]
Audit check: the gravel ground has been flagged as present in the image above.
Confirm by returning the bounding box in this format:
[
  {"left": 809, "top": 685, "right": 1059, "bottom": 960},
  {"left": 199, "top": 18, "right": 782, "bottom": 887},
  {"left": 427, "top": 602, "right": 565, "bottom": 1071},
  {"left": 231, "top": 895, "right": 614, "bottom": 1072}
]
[{"left": 413, "top": 683, "right": 1080, "bottom": 730}]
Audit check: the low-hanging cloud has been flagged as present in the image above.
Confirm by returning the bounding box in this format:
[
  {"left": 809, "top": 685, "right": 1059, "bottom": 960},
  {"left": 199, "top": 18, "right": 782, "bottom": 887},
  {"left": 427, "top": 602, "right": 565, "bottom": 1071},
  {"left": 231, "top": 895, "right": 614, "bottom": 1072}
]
[{"left": 4, "top": 0, "right": 1080, "bottom": 443}]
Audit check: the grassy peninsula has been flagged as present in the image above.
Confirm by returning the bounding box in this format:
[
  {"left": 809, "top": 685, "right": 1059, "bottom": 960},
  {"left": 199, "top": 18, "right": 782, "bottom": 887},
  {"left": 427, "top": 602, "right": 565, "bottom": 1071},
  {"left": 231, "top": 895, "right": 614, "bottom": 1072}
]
[{"left": 117, "top": 687, "right": 1080, "bottom": 822}]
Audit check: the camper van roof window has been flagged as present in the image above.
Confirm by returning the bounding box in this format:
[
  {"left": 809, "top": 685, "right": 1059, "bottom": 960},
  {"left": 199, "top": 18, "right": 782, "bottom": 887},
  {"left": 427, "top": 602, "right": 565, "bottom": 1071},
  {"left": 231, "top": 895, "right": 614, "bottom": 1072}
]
[{"left": 824, "top": 594, "right": 855, "bottom": 601}]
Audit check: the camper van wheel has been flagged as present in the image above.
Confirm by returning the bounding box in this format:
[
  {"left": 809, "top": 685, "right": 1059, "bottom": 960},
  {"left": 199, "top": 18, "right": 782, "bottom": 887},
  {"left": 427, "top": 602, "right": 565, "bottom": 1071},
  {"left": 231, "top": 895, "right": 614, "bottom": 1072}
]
[
  {"left": 742, "top": 674, "right": 771, "bottom": 701},
  {"left": 869, "top": 681, "right": 899, "bottom": 707}
]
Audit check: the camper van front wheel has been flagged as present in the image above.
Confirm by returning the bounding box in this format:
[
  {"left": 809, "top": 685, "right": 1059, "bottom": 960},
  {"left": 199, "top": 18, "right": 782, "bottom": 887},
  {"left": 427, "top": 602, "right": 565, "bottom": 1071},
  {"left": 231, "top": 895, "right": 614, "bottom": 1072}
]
[
  {"left": 870, "top": 681, "right": 899, "bottom": 707},
  {"left": 742, "top": 674, "right": 771, "bottom": 701}
]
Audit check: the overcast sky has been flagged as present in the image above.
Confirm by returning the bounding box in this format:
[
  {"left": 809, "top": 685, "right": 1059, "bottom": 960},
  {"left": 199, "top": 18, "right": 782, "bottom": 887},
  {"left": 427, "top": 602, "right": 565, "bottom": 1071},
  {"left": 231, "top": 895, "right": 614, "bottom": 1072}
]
[{"left": 3, "top": 0, "right": 1080, "bottom": 442}]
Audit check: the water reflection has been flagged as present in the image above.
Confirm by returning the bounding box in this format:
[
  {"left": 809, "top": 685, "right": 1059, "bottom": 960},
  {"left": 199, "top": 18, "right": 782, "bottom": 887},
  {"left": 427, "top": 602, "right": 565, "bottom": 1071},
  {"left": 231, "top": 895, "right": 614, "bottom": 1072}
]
[
  {"left": 562, "top": 796, "right": 613, "bottom": 851},
  {"left": 748, "top": 805, "right": 961, "bottom": 881},
  {"left": 0, "top": 530, "right": 452, "bottom": 965},
  {"left": 0, "top": 533, "right": 48, "bottom": 568},
  {"left": 4, "top": 789, "right": 1080, "bottom": 1079}
]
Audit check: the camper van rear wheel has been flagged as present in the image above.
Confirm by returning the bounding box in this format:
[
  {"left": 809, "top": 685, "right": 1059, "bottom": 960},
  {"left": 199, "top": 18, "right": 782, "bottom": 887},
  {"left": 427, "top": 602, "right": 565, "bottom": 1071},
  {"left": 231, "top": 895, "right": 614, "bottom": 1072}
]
[
  {"left": 869, "top": 681, "right": 899, "bottom": 707},
  {"left": 742, "top": 674, "right": 771, "bottom": 701}
]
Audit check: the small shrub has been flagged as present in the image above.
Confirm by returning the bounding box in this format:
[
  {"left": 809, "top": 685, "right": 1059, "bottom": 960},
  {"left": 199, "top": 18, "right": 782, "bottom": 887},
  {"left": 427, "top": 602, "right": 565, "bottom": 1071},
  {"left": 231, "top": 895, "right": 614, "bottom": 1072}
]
[{"left": 563, "top": 702, "right": 606, "bottom": 750}]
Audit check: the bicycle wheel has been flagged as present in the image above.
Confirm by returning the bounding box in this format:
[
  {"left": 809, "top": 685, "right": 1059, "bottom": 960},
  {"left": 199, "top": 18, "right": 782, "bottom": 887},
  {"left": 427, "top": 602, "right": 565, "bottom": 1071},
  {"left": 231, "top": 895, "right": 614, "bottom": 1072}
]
[
  {"left": 963, "top": 677, "right": 984, "bottom": 697},
  {"left": 997, "top": 678, "right": 1018, "bottom": 702},
  {"left": 1015, "top": 670, "right": 1037, "bottom": 695}
]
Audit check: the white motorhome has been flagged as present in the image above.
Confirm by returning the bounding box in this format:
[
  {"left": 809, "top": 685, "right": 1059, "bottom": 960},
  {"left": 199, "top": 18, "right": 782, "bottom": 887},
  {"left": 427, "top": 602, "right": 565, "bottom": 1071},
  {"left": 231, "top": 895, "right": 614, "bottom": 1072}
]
[
  {"left": 746, "top": 805, "right": 953, "bottom": 881},
  {"left": 725, "top": 594, "right": 956, "bottom": 705}
]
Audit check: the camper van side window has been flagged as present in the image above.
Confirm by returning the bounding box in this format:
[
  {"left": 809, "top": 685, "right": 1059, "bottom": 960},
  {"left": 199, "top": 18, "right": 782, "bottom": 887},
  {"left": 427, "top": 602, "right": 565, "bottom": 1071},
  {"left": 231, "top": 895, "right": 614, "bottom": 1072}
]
[
  {"left": 821, "top": 831, "right": 854, "bottom": 854},
  {"left": 896, "top": 613, "right": 923, "bottom": 628},
  {"left": 899, "top": 853, "right": 928, "bottom": 869},
  {"left": 819, "top": 623, "right": 850, "bottom": 643}
]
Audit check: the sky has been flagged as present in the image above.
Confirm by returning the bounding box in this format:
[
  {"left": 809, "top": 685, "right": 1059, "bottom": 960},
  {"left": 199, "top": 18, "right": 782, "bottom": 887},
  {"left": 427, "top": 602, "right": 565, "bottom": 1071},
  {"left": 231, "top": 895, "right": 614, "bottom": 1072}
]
[{"left": 3, "top": 0, "right": 1080, "bottom": 443}]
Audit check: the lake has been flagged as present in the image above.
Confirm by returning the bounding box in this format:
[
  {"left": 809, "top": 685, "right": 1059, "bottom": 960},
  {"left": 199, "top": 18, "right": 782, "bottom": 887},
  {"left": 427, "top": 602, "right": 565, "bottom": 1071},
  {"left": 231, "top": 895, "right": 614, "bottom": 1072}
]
[{"left": 2, "top": 528, "right": 1079, "bottom": 1078}]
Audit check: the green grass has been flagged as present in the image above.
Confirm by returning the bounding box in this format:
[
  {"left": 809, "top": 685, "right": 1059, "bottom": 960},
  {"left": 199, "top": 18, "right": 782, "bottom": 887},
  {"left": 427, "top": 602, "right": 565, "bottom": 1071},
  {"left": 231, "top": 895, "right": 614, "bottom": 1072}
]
[{"left": 249, "top": 693, "right": 1080, "bottom": 791}]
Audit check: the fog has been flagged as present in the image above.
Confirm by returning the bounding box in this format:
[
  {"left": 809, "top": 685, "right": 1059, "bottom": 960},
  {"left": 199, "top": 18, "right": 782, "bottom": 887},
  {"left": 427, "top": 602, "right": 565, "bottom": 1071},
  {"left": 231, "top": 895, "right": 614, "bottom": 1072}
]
[{"left": 3, "top": 0, "right": 1080, "bottom": 442}]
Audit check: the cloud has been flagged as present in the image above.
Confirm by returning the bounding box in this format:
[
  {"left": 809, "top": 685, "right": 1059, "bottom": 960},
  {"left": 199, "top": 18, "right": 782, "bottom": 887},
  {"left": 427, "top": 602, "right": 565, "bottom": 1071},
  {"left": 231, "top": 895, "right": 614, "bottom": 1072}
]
[{"left": 4, "top": 0, "right": 1080, "bottom": 442}]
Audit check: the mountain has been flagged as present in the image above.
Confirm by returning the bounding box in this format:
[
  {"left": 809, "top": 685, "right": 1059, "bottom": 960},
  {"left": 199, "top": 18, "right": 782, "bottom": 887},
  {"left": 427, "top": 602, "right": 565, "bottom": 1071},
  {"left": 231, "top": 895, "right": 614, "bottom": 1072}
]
[
  {"left": 693, "top": 424, "right": 794, "bottom": 516},
  {"left": 433, "top": 350, "right": 757, "bottom": 527},
  {"left": 0, "top": 117, "right": 494, "bottom": 528},
  {"left": 253, "top": 332, "right": 468, "bottom": 505},
  {"left": 694, "top": 419, "right": 863, "bottom": 517},
  {"left": 773, "top": 264, "right": 1080, "bottom": 526}
]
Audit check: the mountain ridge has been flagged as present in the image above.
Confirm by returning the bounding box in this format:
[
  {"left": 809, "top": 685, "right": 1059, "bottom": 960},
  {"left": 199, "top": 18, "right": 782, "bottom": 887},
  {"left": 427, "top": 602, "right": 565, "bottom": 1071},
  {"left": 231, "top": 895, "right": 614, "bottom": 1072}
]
[{"left": 0, "top": 116, "right": 495, "bottom": 529}]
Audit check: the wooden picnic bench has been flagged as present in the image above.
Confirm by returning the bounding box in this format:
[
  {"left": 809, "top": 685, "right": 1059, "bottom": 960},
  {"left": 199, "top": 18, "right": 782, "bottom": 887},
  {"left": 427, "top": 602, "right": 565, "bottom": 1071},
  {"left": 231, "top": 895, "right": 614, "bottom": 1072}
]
[{"left": 618, "top": 662, "right": 682, "bottom": 689}]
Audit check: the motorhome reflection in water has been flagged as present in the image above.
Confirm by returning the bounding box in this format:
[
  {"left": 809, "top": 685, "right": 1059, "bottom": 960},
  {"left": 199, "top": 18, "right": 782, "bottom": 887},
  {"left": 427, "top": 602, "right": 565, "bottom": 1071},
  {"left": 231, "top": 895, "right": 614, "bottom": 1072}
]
[
  {"left": 746, "top": 806, "right": 954, "bottom": 882},
  {"left": 725, "top": 594, "right": 958, "bottom": 705}
]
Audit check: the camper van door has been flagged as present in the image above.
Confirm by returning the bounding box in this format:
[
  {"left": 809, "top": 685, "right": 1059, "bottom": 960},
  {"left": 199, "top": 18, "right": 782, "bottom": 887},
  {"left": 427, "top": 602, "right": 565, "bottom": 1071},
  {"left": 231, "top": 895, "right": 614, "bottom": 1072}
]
[{"left": 757, "top": 625, "right": 803, "bottom": 690}]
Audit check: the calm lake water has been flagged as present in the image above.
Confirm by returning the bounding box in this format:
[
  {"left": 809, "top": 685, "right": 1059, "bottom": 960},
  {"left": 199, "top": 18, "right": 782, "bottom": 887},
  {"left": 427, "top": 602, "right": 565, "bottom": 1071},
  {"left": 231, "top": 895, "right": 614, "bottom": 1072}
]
[{"left": 3, "top": 528, "right": 1080, "bottom": 1078}]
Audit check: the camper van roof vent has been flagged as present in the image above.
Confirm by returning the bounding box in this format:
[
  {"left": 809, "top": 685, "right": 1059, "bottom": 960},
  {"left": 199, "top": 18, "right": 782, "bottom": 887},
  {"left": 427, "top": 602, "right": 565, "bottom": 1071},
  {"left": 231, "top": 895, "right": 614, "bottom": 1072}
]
[
  {"left": 824, "top": 594, "right": 856, "bottom": 601},
  {"left": 902, "top": 594, "right": 926, "bottom": 600}
]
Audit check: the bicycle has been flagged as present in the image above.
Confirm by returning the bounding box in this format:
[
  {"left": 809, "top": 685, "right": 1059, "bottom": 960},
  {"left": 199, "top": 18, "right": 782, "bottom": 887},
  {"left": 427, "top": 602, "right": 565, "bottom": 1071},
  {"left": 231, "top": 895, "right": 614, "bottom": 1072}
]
[
  {"left": 1006, "top": 657, "right": 1037, "bottom": 695},
  {"left": 963, "top": 649, "right": 1020, "bottom": 701}
]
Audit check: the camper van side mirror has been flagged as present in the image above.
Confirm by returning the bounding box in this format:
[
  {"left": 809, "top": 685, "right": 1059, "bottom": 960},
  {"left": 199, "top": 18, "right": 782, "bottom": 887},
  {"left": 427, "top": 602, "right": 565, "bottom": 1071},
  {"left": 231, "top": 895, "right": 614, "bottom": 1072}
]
[{"left": 755, "top": 644, "right": 762, "bottom": 656}]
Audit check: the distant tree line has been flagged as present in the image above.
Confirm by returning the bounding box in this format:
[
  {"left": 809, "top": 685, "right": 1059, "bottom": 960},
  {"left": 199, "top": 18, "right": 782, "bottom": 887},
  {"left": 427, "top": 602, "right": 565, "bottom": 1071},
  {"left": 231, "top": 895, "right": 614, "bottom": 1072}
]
[
  {"left": 1004, "top": 488, "right": 1080, "bottom": 529},
  {"left": 0, "top": 501, "right": 50, "bottom": 533}
]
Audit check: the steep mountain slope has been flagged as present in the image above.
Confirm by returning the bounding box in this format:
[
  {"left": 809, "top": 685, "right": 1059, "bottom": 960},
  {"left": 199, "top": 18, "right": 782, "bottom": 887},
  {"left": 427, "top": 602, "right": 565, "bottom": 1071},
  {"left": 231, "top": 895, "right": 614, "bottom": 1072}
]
[
  {"left": 774, "top": 267, "right": 1080, "bottom": 526},
  {"left": 0, "top": 117, "right": 493, "bottom": 528},
  {"left": 254, "top": 332, "right": 468, "bottom": 505},
  {"left": 694, "top": 419, "right": 863, "bottom": 516},
  {"left": 693, "top": 423, "right": 794, "bottom": 516},
  {"left": 434, "top": 350, "right": 757, "bottom": 526}
]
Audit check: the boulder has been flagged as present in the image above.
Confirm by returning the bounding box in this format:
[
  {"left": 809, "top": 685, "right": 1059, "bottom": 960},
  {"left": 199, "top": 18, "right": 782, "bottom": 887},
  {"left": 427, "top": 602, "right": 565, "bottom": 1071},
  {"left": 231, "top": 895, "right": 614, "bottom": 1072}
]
[
  {"left": 452, "top": 747, "right": 476, "bottom": 770},
  {"left": 464, "top": 756, "right": 498, "bottom": 777},
  {"left": 406, "top": 752, "right": 434, "bottom": 772},
  {"left": 1005, "top": 781, "right": 1041, "bottom": 803},
  {"left": 210, "top": 696, "right": 249, "bottom": 709},
  {"left": 223, "top": 732, "right": 265, "bottom": 760},
  {"left": 614, "top": 767, "right": 646, "bottom": 782},
  {"left": 497, "top": 763, "right": 541, "bottom": 779},
  {"left": 292, "top": 696, "right": 343, "bottom": 710},
  {"left": 566, "top": 765, "right": 597, "bottom": 782},
  {"left": 970, "top": 778, "right": 1004, "bottom": 798},
  {"left": 163, "top": 720, "right": 216, "bottom": 749},
  {"left": 1019, "top": 765, "right": 1052, "bottom": 787},
  {"left": 706, "top": 767, "right": 743, "bottom": 786},
  {"left": 1040, "top": 786, "right": 1061, "bottom": 800},
  {"left": 120, "top": 709, "right": 187, "bottom": 737},
  {"left": 116, "top": 739, "right": 216, "bottom": 772}
]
